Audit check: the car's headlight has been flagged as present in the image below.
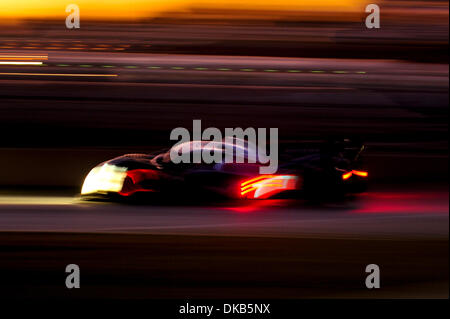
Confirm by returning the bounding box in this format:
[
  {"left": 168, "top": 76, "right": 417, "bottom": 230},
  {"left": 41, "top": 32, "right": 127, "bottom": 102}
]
[{"left": 81, "top": 164, "right": 127, "bottom": 195}]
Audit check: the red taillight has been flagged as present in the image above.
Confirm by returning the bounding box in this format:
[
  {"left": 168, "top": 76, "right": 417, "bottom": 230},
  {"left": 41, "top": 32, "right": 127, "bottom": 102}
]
[
  {"left": 240, "top": 175, "right": 299, "bottom": 199},
  {"left": 342, "top": 170, "right": 368, "bottom": 180}
]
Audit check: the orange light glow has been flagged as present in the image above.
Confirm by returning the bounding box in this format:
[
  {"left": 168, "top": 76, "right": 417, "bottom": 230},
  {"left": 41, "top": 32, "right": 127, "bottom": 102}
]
[
  {"left": 0, "top": 55, "right": 48, "bottom": 60},
  {"left": 342, "top": 170, "right": 368, "bottom": 180},
  {"left": 352, "top": 170, "right": 368, "bottom": 177},
  {"left": 342, "top": 172, "right": 353, "bottom": 180},
  {"left": 0, "top": 1, "right": 369, "bottom": 21}
]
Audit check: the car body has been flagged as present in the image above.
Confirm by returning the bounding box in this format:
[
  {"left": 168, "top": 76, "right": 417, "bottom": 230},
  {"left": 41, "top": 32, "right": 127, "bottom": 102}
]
[{"left": 81, "top": 139, "right": 368, "bottom": 201}]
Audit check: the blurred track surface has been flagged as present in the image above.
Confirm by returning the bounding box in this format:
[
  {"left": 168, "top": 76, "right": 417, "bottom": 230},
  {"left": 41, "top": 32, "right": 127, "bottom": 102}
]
[
  {"left": 0, "top": 188, "right": 448, "bottom": 238},
  {"left": 0, "top": 187, "right": 448, "bottom": 299}
]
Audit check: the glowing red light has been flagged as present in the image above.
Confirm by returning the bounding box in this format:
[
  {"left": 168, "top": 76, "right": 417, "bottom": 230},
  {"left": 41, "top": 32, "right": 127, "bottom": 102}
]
[
  {"left": 119, "top": 169, "right": 158, "bottom": 196},
  {"left": 240, "top": 175, "right": 299, "bottom": 199},
  {"left": 125, "top": 169, "right": 159, "bottom": 184},
  {"left": 241, "top": 175, "right": 276, "bottom": 187}
]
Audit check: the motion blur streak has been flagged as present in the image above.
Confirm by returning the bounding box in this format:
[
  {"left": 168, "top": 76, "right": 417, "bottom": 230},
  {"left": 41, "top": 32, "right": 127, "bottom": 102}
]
[
  {"left": 241, "top": 175, "right": 274, "bottom": 187},
  {"left": 0, "top": 72, "right": 117, "bottom": 77},
  {"left": 0, "top": 189, "right": 447, "bottom": 232},
  {"left": 0, "top": 0, "right": 369, "bottom": 21},
  {"left": 342, "top": 170, "right": 369, "bottom": 180},
  {"left": 355, "top": 190, "right": 449, "bottom": 214},
  {"left": 342, "top": 172, "right": 353, "bottom": 180},
  {"left": 0, "top": 61, "right": 42, "bottom": 65},
  {"left": 352, "top": 170, "right": 368, "bottom": 177},
  {"left": 0, "top": 55, "right": 47, "bottom": 60},
  {"left": 0, "top": 196, "right": 74, "bottom": 205},
  {"left": 241, "top": 175, "right": 299, "bottom": 199}
]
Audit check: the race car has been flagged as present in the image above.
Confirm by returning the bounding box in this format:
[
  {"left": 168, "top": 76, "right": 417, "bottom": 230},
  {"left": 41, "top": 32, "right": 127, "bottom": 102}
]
[{"left": 80, "top": 139, "right": 368, "bottom": 201}]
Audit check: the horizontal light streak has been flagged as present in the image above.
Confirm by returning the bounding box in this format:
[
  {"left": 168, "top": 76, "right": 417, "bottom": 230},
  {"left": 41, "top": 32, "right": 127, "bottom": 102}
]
[
  {"left": 0, "top": 72, "right": 118, "bottom": 77},
  {"left": 0, "top": 196, "right": 74, "bottom": 205},
  {"left": 0, "top": 61, "right": 43, "bottom": 65},
  {"left": 0, "top": 55, "right": 47, "bottom": 60}
]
